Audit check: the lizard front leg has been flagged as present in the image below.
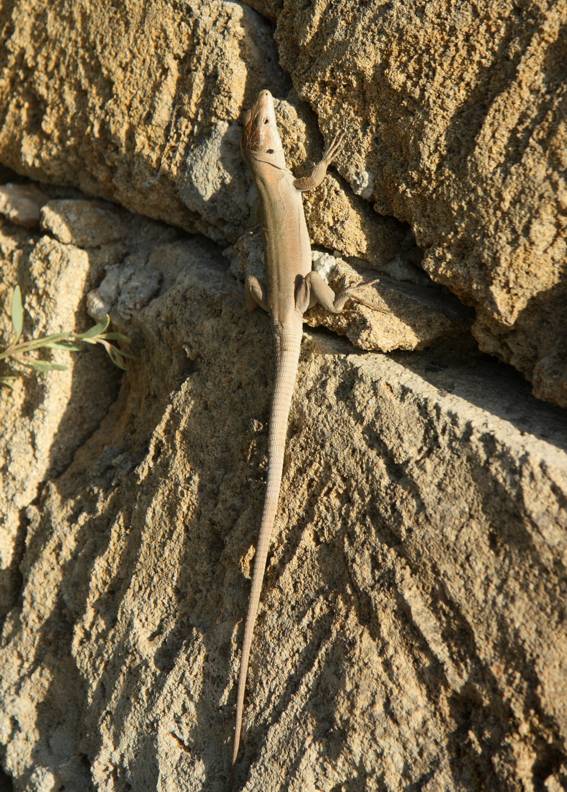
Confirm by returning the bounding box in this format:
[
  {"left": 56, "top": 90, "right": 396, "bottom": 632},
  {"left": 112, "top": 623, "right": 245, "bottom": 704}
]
[{"left": 293, "top": 131, "right": 345, "bottom": 192}]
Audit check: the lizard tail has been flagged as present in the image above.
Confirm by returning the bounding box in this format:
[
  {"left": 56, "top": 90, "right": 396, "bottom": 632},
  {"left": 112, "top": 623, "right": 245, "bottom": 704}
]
[{"left": 232, "top": 325, "right": 302, "bottom": 766}]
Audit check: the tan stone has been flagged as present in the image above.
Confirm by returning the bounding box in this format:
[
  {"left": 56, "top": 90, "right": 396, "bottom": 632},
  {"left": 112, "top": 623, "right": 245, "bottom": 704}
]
[
  {"left": 273, "top": 0, "right": 567, "bottom": 407},
  {"left": 273, "top": 95, "right": 410, "bottom": 269},
  {"left": 0, "top": 220, "right": 117, "bottom": 615},
  {"left": 0, "top": 183, "right": 49, "bottom": 228},
  {"left": 0, "top": 196, "right": 181, "bottom": 616},
  {"left": 1, "top": 1, "right": 565, "bottom": 406},
  {"left": 0, "top": 206, "right": 566, "bottom": 789},
  {"left": 243, "top": 0, "right": 280, "bottom": 21},
  {"left": 40, "top": 200, "right": 127, "bottom": 247},
  {"left": 0, "top": 0, "right": 288, "bottom": 241}
]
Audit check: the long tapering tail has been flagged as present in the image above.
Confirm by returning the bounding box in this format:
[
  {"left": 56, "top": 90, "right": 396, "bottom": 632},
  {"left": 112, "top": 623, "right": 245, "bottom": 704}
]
[{"left": 232, "top": 324, "right": 302, "bottom": 766}]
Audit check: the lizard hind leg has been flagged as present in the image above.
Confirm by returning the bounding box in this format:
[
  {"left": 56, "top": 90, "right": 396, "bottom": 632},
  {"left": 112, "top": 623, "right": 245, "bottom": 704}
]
[
  {"left": 295, "top": 270, "right": 351, "bottom": 313},
  {"left": 322, "top": 129, "right": 346, "bottom": 163},
  {"left": 245, "top": 274, "right": 269, "bottom": 313},
  {"left": 301, "top": 270, "right": 386, "bottom": 314}
]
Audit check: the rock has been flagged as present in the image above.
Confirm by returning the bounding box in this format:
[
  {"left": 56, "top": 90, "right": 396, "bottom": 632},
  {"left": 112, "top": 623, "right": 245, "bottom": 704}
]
[
  {"left": 0, "top": 1, "right": 409, "bottom": 263},
  {"left": 0, "top": 205, "right": 566, "bottom": 789},
  {"left": 86, "top": 260, "right": 162, "bottom": 324},
  {"left": 0, "top": 221, "right": 118, "bottom": 617},
  {"left": 1, "top": 0, "right": 565, "bottom": 406},
  {"left": 273, "top": 0, "right": 567, "bottom": 407},
  {"left": 0, "top": 0, "right": 289, "bottom": 242},
  {"left": 0, "top": 199, "right": 188, "bottom": 618},
  {"left": 40, "top": 199, "right": 126, "bottom": 247},
  {"left": 306, "top": 251, "right": 472, "bottom": 351},
  {"left": 0, "top": 183, "right": 49, "bottom": 228},
  {"left": 87, "top": 235, "right": 219, "bottom": 324},
  {"left": 272, "top": 94, "right": 411, "bottom": 268},
  {"left": 243, "top": 0, "right": 280, "bottom": 20},
  {"left": 2, "top": 1, "right": 563, "bottom": 408}
]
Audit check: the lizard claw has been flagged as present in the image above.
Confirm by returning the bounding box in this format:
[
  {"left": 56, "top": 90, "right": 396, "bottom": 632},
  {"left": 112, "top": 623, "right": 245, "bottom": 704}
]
[{"left": 322, "top": 130, "right": 346, "bottom": 164}]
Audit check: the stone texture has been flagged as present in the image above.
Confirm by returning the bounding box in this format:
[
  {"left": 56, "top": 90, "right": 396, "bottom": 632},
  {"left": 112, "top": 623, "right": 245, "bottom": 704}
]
[
  {"left": 2, "top": 0, "right": 564, "bottom": 407},
  {"left": 0, "top": 0, "right": 566, "bottom": 785},
  {"left": 0, "top": 217, "right": 118, "bottom": 617},
  {"left": 0, "top": 202, "right": 566, "bottom": 790},
  {"left": 271, "top": 94, "right": 411, "bottom": 269},
  {"left": 0, "top": 193, "right": 179, "bottom": 617},
  {"left": 0, "top": 0, "right": 288, "bottom": 242},
  {"left": 40, "top": 200, "right": 127, "bottom": 247},
  {"left": 0, "top": 183, "right": 49, "bottom": 229},
  {"left": 305, "top": 253, "right": 471, "bottom": 351},
  {"left": 272, "top": 0, "right": 567, "bottom": 408},
  {"left": 0, "top": 1, "right": 417, "bottom": 274},
  {"left": 243, "top": 0, "right": 281, "bottom": 21}
]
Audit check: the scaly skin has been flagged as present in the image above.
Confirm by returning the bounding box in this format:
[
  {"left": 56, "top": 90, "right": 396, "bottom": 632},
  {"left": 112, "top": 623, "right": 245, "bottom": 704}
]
[{"left": 234, "top": 89, "right": 360, "bottom": 768}]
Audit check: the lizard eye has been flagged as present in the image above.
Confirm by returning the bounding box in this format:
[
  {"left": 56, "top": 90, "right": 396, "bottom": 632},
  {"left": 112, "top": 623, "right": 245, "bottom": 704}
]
[
  {"left": 266, "top": 149, "right": 274, "bottom": 154},
  {"left": 264, "top": 118, "right": 269, "bottom": 124}
]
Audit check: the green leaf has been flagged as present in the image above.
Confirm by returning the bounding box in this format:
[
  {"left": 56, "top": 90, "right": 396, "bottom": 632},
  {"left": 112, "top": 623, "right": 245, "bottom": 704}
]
[
  {"left": 98, "top": 339, "right": 128, "bottom": 370},
  {"left": 101, "top": 331, "right": 131, "bottom": 344},
  {"left": 42, "top": 341, "right": 83, "bottom": 351},
  {"left": 24, "top": 360, "right": 68, "bottom": 372},
  {"left": 11, "top": 286, "right": 24, "bottom": 341},
  {"left": 34, "top": 332, "right": 69, "bottom": 343},
  {"left": 108, "top": 347, "right": 128, "bottom": 370},
  {"left": 79, "top": 315, "right": 110, "bottom": 339}
]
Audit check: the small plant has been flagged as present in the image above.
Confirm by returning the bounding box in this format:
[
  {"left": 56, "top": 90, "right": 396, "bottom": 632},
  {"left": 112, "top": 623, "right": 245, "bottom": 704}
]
[{"left": 0, "top": 285, "right": 131, "bottom": 389}]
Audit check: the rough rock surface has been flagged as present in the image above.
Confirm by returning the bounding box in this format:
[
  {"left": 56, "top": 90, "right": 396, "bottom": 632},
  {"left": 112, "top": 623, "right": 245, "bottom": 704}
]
[
  {"left": 271, "top": 0, "right": 567, "bottom": 407},
  {"left": 0, "top": 0, "right": 566, "bottom": 788},
  {"left": 2, "top": 1, "right": 563, "bottom": 405},
  {"left": 0, "top": 191, "right": 418, "bottom": 618},
  {"left": 0, "top": 0, "right": 402, "bottom": 270},
  {"left": 1, "top": 198, "right": 566, "bottom": 791},
  {"left": 0, "top": 215, "right": 118, "bottom": 617},
  {"left": 0, "top": 184, "right": 49, "bottom": 229},
  {"left": 0, "top": 0, "right": 288, "bottom": 241}
]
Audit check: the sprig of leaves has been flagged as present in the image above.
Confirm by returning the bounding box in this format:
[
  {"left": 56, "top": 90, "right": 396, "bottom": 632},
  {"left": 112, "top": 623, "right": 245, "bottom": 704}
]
[{"left": 1, "top": 286, "right": 132, "bottom": 389}]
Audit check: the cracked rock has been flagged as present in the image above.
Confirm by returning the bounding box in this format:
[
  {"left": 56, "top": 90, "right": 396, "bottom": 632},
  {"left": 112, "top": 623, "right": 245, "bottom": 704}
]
[
  {"left": 0, "top": 201, "right": 565, "bottom": 790},
  {"left": 40, "top": 200, "right": 127, "bottom": 247},
  {"left": 0, "top": 183, "right": 49, "bottom": 229}
]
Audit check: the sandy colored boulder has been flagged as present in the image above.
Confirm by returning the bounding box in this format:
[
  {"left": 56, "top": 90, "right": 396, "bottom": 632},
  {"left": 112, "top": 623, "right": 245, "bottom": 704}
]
[
  {"left": 0, "top": 203, "right": 566, "bottom": 789},
  {"left": 273, "top": 0, "right": 567, "bottom": 407},
  {"left": 40, "top": 200, "right": 127, "bottom": 247},
  {"left": 0, "top": 217, "right": 117, "bottom": 616},
  {"left": 0, "top": 0, "right": 288, "bottom": 242},
  {"left": 1, "top": 0, "right": 563, "bottom": 406},
  {"left": 271, "top": 95, "right": 410, "bottom": 269},
  {"left": 0, "top": 194, "right": 182, "bottom": 617},
  {"left": 0, "top": 183, "right": 49, "bottom": 228},
  {"left": 0, "top": 2, "right": 418, "bottom": 281}
]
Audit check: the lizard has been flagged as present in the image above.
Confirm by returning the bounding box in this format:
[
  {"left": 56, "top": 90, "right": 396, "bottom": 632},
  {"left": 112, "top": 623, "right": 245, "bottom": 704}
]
[{"left": 233, "top": 88, "right": 378, "bottom": 767}]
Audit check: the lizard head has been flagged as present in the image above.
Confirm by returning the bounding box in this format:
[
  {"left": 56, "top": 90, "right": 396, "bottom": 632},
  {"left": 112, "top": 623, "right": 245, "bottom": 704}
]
[{"left": 241, "top": 89, "right": 287, "bottom": 175}]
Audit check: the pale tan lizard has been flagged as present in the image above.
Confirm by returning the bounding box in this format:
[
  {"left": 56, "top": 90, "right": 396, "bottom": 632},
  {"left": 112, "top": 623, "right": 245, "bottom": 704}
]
[{"left": 233, "top": 89, "right": 376, "bottom": 766}]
